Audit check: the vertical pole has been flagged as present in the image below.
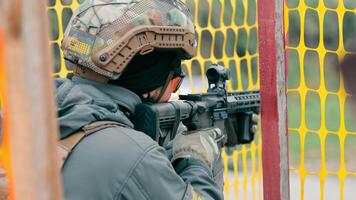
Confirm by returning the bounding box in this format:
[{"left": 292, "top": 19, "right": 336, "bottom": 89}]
[
  {"left": 0, "top": 0, "right": 63, "bottom": 199},
  {"left": 258, "top": 0, "right": 290, "bottom": 200},
  {"left": 0, "top": 25, "right": 9, "bottom": 199}
]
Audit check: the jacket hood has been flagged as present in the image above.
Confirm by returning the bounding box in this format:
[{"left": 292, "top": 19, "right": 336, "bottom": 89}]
[{"left": 56, "top": 76, "right": 142, "bottom": 139}]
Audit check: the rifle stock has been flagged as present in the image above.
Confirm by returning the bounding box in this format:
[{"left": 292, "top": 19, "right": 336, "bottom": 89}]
[{"left": 133, "top": 64, "right": 260, "bottom": 147}]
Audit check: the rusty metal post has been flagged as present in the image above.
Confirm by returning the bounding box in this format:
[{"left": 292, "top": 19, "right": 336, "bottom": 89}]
[
  {"left": 0, "top": 0, "right": 63, "bottom": 199},
  {"left": 258, "top": 0, "right": 290, "bottom": 200}
]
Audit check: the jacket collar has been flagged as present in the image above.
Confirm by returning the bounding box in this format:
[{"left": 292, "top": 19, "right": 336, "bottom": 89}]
[{"left": 72, "top": 76, "right": 142, "bottom": 115}]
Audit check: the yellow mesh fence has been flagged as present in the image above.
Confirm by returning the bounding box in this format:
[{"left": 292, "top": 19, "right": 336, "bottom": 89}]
[
  {"left": 285, "top": 0, "right": 356, "bottom": 199},
  {"left": 47, "top": 0, "right": 262, "bottom": 199}
]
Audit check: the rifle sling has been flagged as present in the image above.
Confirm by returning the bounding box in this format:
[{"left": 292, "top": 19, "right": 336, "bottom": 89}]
[{"left": 168, "top": 101, "right": 181, "bottom": 140}]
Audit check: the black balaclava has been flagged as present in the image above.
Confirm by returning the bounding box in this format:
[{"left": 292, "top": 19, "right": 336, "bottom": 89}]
[{"left": 109, "top": 50, "right": 181, "bottom": 96}]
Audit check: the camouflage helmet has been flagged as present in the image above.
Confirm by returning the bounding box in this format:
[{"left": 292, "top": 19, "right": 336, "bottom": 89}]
[{"left": 62, "top": 0, "right": 197, "bottom": 81}]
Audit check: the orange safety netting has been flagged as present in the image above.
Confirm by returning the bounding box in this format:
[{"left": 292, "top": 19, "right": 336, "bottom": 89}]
[
  {"left": 47, "top": 0, "right": 262, "bottom": 199},
  {"left": 0, "top": 26, "right": 14, "bottom": 199}
]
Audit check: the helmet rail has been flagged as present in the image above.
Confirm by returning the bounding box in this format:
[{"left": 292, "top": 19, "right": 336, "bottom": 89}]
[{"left": 91, "top": 25, "right": 197, "bottom": 77}]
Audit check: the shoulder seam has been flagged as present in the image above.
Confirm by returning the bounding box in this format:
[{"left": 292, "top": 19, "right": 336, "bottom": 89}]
[
  {"left": 131, "top": 174, "right": 151, "bottom": 200},
  {"left": 113, "top": 144, "right": 157, "bottom": 200}
]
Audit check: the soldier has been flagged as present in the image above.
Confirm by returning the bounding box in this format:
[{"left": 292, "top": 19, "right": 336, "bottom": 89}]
[{"left": 57, "top": 0, "right": 257, "bottom": 199}]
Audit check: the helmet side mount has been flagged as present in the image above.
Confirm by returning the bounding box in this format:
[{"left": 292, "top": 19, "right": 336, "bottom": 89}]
[{"left": 91, "top": 26, "right": 197, "bottom": 79}]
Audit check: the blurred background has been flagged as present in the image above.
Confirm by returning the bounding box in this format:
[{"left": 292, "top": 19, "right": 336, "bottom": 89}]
[
  {"left": 0, "top": 0, "right": 352, "bottom": 199},
  {"left": 286, "top": 0, "right": 356, "bottom": 199}
]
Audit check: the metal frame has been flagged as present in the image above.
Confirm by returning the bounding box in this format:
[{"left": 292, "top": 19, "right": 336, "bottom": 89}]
[
  {"left": 258, "top": 0, "right": 290, "bottom": 199},
  {"left": 0, "top": 0, "right": 63, "bottom": 199}
]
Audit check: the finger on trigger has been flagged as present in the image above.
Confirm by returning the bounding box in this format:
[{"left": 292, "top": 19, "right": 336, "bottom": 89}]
[{"left": 250, "top": 125, "right": 258, "bottom": 134}]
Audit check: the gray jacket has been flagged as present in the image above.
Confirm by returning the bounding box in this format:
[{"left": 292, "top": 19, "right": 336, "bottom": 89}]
[{"left": 56, "top": 76, "right": 224, "bottom": 200}]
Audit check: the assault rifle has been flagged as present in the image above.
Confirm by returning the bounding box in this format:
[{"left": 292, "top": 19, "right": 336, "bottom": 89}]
[{"left": 133, "top": 64, "right": 260, "bottom": 147}]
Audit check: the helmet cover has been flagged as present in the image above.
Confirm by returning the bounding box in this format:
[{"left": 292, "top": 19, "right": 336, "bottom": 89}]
[{"left": 62, "top": 0, "right": 197, "bottom": 80}]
